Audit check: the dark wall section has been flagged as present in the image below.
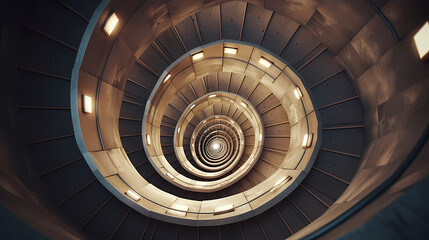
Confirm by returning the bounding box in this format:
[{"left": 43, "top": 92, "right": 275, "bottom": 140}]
[
  {"left": 338, "top": 173, "right": 429, "bottom": 240},
  {"left": 0, "top": 1, "right": 89, "bottom": 239},
  {"left": 291, "top": 0, "right": 429, "bottom": 238}
]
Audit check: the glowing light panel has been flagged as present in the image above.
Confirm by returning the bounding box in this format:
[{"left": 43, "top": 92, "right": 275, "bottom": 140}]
[
  {"left": 414, "top": 21, "right": 429, "bottom": 60},
  {"left": 103, "top": 12, "right": 119, "bottom": 35},
  {"left": 82, "top": 95, "right": 92, "bottom": 113},
  {"left": 163, "top": 74, "right": 171, "bottom": 83},
  {"left": 259, "top": 57, "right": 272, "bottom": 68},
  {"left": 224, "top": 47, "right": 238, "bottom": 54},
  {"left": 125, "top": 190, "right": 141, "bottom": 202},
  {"left": 192, "top": 52, "right": 204, "bottom": 60}
]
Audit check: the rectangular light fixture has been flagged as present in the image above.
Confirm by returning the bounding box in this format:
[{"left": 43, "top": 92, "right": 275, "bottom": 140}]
[
  {"left": 294, "top": 87, "right": 303, "bottom": 99},
  {"left": 230, "top": 120, "right": 234, "bottom": 124},
  {"left": 177, "top": 127, "right": 181, "bottom": 133},
  {"left": 166, "top": 203, "right": 189, "bottom": 217},
  {"left": 302, "top": 133, "right": 314, "bottom": 148},
  {"left": 163, "top": 73, "right": 171, "bottom": 83},
  {"left": 274, "top": 176, "right": 288, "bottom": 187},
  {"left": 214, "top": 204, "right": 235, "bottom": 215},
  {"left": 103, "top": 12, "right": 119, "bottom": 36},
  {"left": 259, "top": 133, "right": 263, "bottom": 142},
  {"left": 259, "top": 56, "right": 273, "bottom": 68},
  {"left": 166, "top": 172, "right": 175, "bottom": 179},
  {"left": 224, "top": 47, "right": 238, "bottom": 54},
  {"left": 146, "top": 135, "right": 151, "bottom": 145},
  {"left": 82, "top": 95, "right": 92, "bottom": 113},
  {"left": 208, "top": 94, "right": 216, "bottom": 98},
  {"left": 270, "top": 176, "right": 292, "bottom": 192},
  {"left": 125, "top": 190, "right": 141, "bottom": 202},
  {"left": 190, "top": 104, "right": 195, "bottom": 109},
  {"left": 203, "top": 120, "right": 207, "bottom": 124},
  {"left": 414, "top": 21, "right": 429, "bottom": 60},
  {"left": 240, "top": 102, "right": 247, "bottom": 108},
  {"left": 192, "top": 52, "right": 204, "bottom": 60}
]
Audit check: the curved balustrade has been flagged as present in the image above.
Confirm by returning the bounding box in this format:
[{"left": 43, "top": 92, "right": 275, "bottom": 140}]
[{"left": 72, "top": 36, "right": 321, "bottom": 225}]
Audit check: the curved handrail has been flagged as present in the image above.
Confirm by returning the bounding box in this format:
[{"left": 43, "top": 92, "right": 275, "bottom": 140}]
[{"left": 138, "top": 41, "right": 317, "bottom": 215}]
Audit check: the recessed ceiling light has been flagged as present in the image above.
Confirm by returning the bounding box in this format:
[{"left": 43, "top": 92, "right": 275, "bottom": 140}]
[
  {"left": 82, "top": 95, "right": 92, "bottom": 113},
  {"left": 190, "top": 104, "right": 195, "bottom": 109},
  {"left": 414, "top": 21, "right": 429, "bottom": 60},
  {"left": 177, "top": 127, "right": 181, "bottom": 133},
  {"left": 125, "top": 190, "right": 140, "bottom": 202},
  {"left": 214, "top": 204, "right": 234, "bottom": 215},
  {"left": 208, "top": 94, "right": 216, "bottom": 98},
  {"left": 259, "top": 133, "right": 263, "bottom": 141},
  {"left": 224, "top": 47, "right": 238, "bottom": 54},
  {"left": 202, "top": 120, "right": 207, "bottom": 124},
  {"left": 166, "top": 172, "right": 175, "bottom": 179},
  {"left": 163, "top": 74, "right": 171, "bottom": 83},
  {"left": 103, "top": 12, "right": 119, "bottom": 36},
  {"left": 240, "top": 102, "right": 247, "bottom": 108},
  {"left": 259, "top": 56, "right": 273, "bottom": 68},
  {"left": 302, "top": 133, "right": 313, "bottom": 148},
  {"left": 270, "top": 176, "right": 292, "bottom": 192},
  {"left": 166, "top": 203, "right": 189, "bottom": 217},
  {"left": 192, "top": 52, "right": 204, "bottom": 60},
  {"left": 302, "top": 134, "right": 308, "bottom": 148},
  {"left": 274, "top": 176, "right": 287, "bottom": 187},
  {"left": 294, "top": 87, "right": 303, "bottom": 99},
  {"left": 146, "top": 135, "right": 151, "bottom": 145}
]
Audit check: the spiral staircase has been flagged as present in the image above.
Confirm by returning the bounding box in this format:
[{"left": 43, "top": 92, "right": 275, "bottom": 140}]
[{"left": 0, "top": 0, "right": 428, "bottom": 239}]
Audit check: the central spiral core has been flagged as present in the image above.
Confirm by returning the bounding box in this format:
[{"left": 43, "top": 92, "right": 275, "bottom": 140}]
[
  {"left": 210, "top": 142, "right": 221, "bottom": 151},
  {"left": 174, "top": 92, "right": 264, "bottom": 187}
]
